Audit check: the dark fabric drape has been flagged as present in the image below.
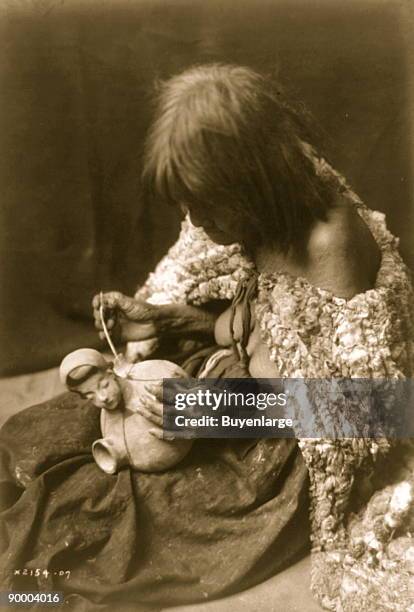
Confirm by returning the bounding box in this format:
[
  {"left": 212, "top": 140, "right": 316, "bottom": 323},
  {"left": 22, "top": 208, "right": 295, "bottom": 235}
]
[{"left": 1, "top": 0, "right": 413, "bottom": 375}]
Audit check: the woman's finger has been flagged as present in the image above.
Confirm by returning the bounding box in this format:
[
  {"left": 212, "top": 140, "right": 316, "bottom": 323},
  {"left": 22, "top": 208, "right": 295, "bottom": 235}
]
[
  {"left": 93, "top": 292, "right": 161, "bottom": 322},
  {"left": 105, "top": 318, "right": 115, "bottom": 330},
  {"left": 144, "top": 383, "right": 163, "bottom": 401},
  {"left": 138, "top": 406, "right": 163, "bottom": 427},
  {"left": 141, "top": 395, "right": 163, "bottom": 417},
  {"left": 92, "top": 292, "right": 120, "bottom": 312},
  {"left": 93, "top": 295, "right": 118, "bottom": 327},
  {"left": 101, "top": 291, "right": 124, "bottom": 310},
  {"left": 149, "top": 428, "right": 176, "bottom": 441},
  {"left": 101, "top": 292, "right": 140, "bottom": 317},
  {"left": 95, "top": 313, "right": 116, "bottom": 331}
]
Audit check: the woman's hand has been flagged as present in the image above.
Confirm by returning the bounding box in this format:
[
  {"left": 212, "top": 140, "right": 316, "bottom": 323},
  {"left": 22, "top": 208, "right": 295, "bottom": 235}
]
[
  {"left": 92, "top": 292, "right": 161, "bottom": 342},
  {"left": 92, "top": 291, "right": 218, "bottom": 343},
  {"left": 138, "top": 383, "right": 203, "bottom": 441},
  {"left": 138, "top": 383, "right": 180, "bottom": 441}
]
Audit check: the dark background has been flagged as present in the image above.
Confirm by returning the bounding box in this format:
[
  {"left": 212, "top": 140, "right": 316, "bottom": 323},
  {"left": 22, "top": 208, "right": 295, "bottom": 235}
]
[{"left": 1, "top": 0, "right": 413, "bottom": 376}]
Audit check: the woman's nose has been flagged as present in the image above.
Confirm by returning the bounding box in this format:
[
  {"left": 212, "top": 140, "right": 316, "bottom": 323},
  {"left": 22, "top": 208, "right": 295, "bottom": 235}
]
[
  {"left": 188, "top": 210, "right": 203, "bottom": 227},
  {"left": 189, "top": 210, "right": 212, "bottom": 230},
  {"left": 179, "top": 203, "right": 189, "bottom": 216}
]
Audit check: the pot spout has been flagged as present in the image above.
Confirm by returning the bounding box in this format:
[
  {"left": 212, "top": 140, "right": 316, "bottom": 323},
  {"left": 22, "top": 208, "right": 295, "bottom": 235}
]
[{"left": 92, "top": 437, "right": 128, "bottom": 474}]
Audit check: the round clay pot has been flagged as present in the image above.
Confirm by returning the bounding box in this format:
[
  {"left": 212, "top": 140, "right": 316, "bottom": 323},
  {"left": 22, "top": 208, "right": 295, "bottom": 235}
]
[{"left": 92, "top": 359, "right": 193, "bottom": 474}]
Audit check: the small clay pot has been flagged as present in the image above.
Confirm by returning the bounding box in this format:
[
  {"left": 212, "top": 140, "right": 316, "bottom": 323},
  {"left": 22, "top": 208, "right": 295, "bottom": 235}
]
[{"left": 92, "top": 359, "right": 193, "bottom": 474}]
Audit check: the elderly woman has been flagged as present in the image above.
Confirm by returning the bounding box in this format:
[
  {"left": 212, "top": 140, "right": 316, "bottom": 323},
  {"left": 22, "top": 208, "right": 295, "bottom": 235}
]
[{"left": 0, "top": 64, "right": 413, "bottom": 611}]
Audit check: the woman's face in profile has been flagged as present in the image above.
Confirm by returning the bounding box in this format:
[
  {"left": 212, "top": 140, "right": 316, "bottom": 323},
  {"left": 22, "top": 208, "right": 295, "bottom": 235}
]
[{"left": 181, "top": 202, "right": 246, "bottom": 246}]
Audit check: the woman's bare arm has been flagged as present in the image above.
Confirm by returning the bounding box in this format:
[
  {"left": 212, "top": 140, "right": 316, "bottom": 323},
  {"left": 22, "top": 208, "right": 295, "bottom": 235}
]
[{"left": 92, "top": 292, "right": 219, "bottom": 342}]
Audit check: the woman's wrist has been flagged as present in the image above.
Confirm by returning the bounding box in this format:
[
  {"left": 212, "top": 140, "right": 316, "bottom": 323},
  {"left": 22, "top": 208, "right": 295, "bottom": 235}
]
[{"left": 157, "top": 304, "right": 217, "bottom": 336}]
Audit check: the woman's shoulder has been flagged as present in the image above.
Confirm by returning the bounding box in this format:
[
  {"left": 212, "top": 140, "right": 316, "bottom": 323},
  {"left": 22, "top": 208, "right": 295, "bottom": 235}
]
[
  {"left": 255, "top": 201, "right": 413, "bottom": 377},
  {"left": 305, "top": 197, "right": 382, "bottom": 300}
]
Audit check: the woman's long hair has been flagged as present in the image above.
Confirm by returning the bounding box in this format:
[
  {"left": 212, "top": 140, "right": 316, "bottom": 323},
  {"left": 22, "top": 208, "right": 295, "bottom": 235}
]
[{"left": 142, "top": 63, "right": 334, "bottom": 252}]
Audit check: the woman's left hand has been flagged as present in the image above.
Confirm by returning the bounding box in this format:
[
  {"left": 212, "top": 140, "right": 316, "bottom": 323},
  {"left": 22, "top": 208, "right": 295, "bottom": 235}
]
[{"left": 138, "top": 383, "right": 178, "bottom": 441}]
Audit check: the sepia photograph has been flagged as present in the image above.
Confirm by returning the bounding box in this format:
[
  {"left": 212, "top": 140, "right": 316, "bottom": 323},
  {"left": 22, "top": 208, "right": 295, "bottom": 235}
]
[{"left": 0, "top": 0, "right": 413, "bottom": 610}]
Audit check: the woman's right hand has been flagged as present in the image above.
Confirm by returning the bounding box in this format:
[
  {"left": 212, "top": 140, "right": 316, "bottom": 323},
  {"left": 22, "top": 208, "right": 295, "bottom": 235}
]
[
  {"left": 92, "top": 292, "right": 161, "bottom": 342},
  {"left": 93, "top": 291, "right": 218, "bottom": 343}
]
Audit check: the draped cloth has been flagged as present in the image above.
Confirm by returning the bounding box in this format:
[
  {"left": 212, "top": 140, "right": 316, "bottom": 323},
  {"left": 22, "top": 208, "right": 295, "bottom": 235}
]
[{"left": 0, "top": 289, "right": 310, "bottom": 611}]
